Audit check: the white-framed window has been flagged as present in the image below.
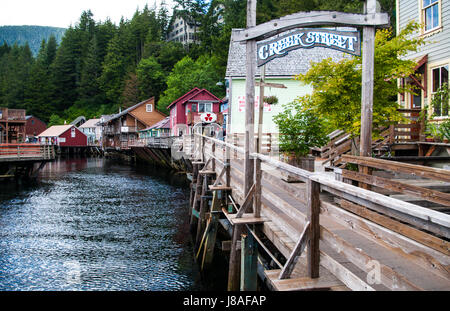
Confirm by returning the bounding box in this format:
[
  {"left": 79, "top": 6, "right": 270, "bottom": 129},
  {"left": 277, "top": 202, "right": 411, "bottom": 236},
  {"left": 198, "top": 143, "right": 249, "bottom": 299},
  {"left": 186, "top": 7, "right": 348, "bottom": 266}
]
[
  {"left": 146, "top": 104, "right": 153, "bottom": 112},
  {"left": 421, "top": 0, "right": 440, "bottom": 32},
  {"left": 71, "top": 127, "right": 76, "bottom": 138},
  {"left": 198, "top": 103, "right": 212, "bottom": 113},
  {"left": 431, "top": 64, "right": 449, "bottom": 117}
]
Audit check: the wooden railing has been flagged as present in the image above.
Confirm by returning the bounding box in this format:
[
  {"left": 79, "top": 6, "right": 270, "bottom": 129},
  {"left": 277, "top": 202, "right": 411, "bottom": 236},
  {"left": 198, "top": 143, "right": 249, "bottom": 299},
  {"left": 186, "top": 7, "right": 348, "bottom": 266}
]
[
  {"left": 389, "top": 108, "right": 424, "bottom": 144},
  {"left": 187, "top": 133, "right": 450, "bottom": 290},
  {"left": 0, "top": 144, "right": 55, "bottom": 160},
  {"left": 0, "top": 108, "right": 26, "bottom": 121},
  {"left": 230, "top": 133, "right": 279, "bottom": 155}
]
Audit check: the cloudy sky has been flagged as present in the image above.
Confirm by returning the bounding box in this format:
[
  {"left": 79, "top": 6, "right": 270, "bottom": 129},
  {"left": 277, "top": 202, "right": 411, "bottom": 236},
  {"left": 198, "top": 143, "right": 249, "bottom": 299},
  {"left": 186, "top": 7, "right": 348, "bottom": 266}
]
[{"left": 0, "top": 0, "right": 176, "bottom": 28}]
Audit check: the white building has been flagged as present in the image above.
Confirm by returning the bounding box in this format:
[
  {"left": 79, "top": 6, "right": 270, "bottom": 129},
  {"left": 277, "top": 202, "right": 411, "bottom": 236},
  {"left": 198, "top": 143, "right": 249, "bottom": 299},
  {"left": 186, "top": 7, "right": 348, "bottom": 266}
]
[
  {"left": 79, "top": 118, "right": 102, "bottom": 146},
  {"left": 167, "top": 14, "right": 200, "bottom": 45}
]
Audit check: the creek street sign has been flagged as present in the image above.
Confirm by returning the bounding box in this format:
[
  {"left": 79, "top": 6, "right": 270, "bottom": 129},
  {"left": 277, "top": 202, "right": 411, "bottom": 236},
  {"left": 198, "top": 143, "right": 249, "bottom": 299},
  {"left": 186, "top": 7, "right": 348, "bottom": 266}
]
[{"left": 257, "top": 28, "right": 361, "bottom": 67}]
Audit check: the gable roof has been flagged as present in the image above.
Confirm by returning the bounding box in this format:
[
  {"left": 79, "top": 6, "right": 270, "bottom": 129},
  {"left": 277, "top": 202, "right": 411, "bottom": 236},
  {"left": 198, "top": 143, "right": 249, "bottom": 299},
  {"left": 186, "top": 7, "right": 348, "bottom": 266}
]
[
  {"left": 103, "top": 97, "right": 166, "bottom": 125},
  {"left": 141, "top": 117, "right": 170, "bottom": 131},
  {"left": 37, "top": 125, "right": 74, "bottom": 137},
  {"left": 167, "top": 88, "right": 222, "bottom": 109},
  {"left": 79, "top": 118, "right": 100, "bottom": 128},
  {"left": 167, "top": 87, "right": 201, "bottom": 109},
  {"left": 226, "top": 28, "right": 350, "bottom": 77}
]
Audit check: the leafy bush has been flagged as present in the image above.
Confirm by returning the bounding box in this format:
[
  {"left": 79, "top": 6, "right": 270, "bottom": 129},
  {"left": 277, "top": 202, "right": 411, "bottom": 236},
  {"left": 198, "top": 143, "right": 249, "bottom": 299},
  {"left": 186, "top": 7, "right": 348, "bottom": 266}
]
[
  {"left": 273, "top": 101, "right": 329, "bottom": 157},
  {"left": 438, "top": 119, "right": 450, "bottom": 140}
]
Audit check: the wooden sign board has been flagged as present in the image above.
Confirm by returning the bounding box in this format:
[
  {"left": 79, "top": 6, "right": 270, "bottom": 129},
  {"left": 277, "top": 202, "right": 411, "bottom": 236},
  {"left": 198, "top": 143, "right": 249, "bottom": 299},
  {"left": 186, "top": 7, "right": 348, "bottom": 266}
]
[{"left": 257, "top": 28, "right": 361, "bottom": 67}]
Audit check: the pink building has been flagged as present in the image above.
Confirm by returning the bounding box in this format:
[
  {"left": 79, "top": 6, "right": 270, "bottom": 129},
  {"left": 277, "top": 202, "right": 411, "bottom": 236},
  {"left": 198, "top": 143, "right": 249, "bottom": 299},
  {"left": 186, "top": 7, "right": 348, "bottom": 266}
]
[{"left": 167, "top": 88, "right": 223, "bottom": 135}]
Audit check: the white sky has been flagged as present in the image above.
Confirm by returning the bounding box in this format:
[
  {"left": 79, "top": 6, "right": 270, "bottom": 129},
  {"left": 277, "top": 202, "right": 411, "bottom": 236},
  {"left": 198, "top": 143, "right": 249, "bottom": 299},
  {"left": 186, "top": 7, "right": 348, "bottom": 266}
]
[{"left": 0, "top": 0, "right": 176, "bottom": 28}]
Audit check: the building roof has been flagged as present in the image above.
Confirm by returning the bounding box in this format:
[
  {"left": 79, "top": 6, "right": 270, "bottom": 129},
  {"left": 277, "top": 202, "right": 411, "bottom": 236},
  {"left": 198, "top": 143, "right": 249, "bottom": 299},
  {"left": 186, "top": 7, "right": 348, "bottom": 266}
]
[
  {"left": 167, "top": 88, "right": 222, "bottom": 109},
  {"left": 37, "top": 125, "right": 74, "bottom": 137},
  {"left": 103, "top": 98, "right": 165, "bottom": 125},
  {"left": 225, "top": 28, "right": 350, "bottom": 78},
  {"left": 70, "top": 116, "right": 86, "bottom": 126},
  {"left": 141, "top": 117, "right": 170, "bottom": 132},
  {"left": 79, "top": 118, "right": 101, "bottom": 128}
]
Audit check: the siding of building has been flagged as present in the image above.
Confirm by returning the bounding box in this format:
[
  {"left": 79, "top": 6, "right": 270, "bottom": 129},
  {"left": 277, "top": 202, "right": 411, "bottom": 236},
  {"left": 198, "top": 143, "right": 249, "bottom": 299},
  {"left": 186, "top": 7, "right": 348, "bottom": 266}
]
[
  {"left": 397, "top": 0, "right": 450, "bottom": 64},
  {"left": 397, "top": 0, "right": 450, "bottom": 114},
  {"left": 59, "top": 126, "right": 87, "bottom": 147}
]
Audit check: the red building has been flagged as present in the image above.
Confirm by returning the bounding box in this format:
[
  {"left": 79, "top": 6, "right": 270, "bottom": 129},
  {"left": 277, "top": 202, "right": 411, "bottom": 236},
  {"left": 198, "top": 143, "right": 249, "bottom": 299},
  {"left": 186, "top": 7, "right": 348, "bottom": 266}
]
[
  {"left": 25, "top": 115, "right": 47, "bottom": 142},
  {"left": 168, "top": 88, "right": 223, "bottom": 135},
  {"left": 37, "top": 125, "right": 87, "bottom": 147}
]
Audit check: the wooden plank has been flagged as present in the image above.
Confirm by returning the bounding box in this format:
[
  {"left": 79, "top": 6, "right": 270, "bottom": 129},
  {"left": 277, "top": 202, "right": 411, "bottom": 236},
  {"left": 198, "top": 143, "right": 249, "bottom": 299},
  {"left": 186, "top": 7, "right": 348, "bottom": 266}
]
[
  {"left": 332, "top": 198, "right": 450, "bottom": 257},
  {"left": 315, "top": 177, "right": 450, "bottom": 238},
  {"left": 321, "top": 228, "right": 424, "bottom": 291},
  {"left": 279, "top": 222, "right": 310, "bottom": 280},
  {"left": 199, "top": 170, "right": 216, "bottom": 175},
  {"left": 342, "top": 155, "right": 450, "bottom": 182},
  {"left": 209, "top": 185, "right": 233, "bottom": 191},
  {"left": 341, "top": 169, "right": 450, "bottom": 207},
  {"left": 228, "top": 213, "right": 269, "bottom": 225},
  {"left": 232, "top": 11, "right": 389, "bottom": 42},
  {"left": 267, "top": 270, "right": 343, "bottom": 291},
  {"left": 320, "top": 251, "right": 375, "bottom": 291}
]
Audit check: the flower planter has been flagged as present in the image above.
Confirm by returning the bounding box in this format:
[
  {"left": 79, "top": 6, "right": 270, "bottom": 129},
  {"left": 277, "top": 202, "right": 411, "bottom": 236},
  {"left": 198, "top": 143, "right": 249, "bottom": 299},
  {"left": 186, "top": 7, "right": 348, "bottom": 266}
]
[{"left": 280, "top": 153, "right": 314, "bottom": 182}]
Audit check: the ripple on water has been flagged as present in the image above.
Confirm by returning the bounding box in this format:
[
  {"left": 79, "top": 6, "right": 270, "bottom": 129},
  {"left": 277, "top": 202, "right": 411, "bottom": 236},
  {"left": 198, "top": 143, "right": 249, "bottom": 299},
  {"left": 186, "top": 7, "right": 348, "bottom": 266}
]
[{"left": 0, "top": 158, "right": 201, "bottom": 291}]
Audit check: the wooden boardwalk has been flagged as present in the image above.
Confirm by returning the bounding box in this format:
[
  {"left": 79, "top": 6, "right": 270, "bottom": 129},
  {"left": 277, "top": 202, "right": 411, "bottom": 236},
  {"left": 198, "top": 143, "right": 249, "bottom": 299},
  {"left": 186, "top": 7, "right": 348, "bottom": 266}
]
[
  {"left": 0, "top": 144, "right": 55, "bottom": 162},
  {"left": 184, "top": 134, "right": 450, "bottom": 291}
]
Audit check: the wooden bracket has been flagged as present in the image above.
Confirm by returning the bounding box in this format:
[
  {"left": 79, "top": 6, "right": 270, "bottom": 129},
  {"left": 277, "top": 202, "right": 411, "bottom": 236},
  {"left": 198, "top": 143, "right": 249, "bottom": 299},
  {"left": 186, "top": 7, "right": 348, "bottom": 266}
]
[{"left": 278, "top": 222, "right": 310, "bottom": 280}]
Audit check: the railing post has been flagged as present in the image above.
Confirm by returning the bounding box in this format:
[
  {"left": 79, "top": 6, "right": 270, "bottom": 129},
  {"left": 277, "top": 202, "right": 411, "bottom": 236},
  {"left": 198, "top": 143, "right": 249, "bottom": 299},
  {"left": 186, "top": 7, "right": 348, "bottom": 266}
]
[
  {"left": 307, "top": 179, "right": 320, "bottom": 278},
  {"left": 212, "top": 141, "right": 216, "bottom": 172},
  {"left": 254, "top": 157, "right": 261, "bottom": 218}
]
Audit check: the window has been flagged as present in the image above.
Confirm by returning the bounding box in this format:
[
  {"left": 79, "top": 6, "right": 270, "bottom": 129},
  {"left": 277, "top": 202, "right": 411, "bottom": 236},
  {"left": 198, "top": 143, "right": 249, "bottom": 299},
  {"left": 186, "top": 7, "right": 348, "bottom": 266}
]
[
  {"left": 422, "top": 0, "right": 440, "bottom": 32},
  {"left": 146, "top": 104, "right": 153, "bottom": 112},
  {"left": 198, "top": 103, "right": 212, "bottom": 113},
  {"left": 71, "top": 128, "right": 76, "bottom": 138},
  {"left": 431, "top": 65, "right": 449, "bottom": 116},
  {"left": 191, "top": 104, "right": 197, "bottom": 112}
]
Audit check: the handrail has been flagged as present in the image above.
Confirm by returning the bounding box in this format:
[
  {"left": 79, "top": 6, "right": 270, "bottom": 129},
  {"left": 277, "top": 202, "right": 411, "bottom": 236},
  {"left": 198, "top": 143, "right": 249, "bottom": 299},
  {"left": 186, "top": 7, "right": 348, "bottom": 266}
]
[
  {"left": 192, "top": 133, "right": 450, "bottom": 232},
  {"left": 310, "top": 173, "right": 450, "bottom": 229}
]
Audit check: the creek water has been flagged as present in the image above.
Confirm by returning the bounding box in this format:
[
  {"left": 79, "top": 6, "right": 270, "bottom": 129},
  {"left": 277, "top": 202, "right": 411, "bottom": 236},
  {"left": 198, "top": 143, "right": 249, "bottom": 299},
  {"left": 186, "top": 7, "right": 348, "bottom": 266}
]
[{"left": 0, "top": 157, "right": 215, "bottom": 291}]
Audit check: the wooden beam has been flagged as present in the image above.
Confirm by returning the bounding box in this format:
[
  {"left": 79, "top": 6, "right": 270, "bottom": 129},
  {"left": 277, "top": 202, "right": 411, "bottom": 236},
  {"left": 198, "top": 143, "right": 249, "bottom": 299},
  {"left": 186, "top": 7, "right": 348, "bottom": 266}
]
[
  {"left": 240, "top": 233, "right": 258, "bottom": 291},
  {"left": 341, "top": 169, "right": 450, "bottom": 207},
  {"left": 320, "top": 251, "right": 375, "bottom": 291},
  {"left": 333, "top": 198, "right": 450, "bottom": 257},
  {"left": 278, "top": 222, "right": 310, "bottom": 280},
  {"left": 232, "top": 11, "right": 389, "bottom": 42},
  {"left": 307, "top": 180, "right": 320, "bottom": 278},
  {"left": 342, "top": 155, "right": 450, "bottom": 182},
  {"left": 314, "top": 175, "right": 450, "bottom": 238},
  {"left": 255, "top": 81, "right": 287, "bottom": 89},
  {"left": 235, "top": 183, "right": 256, "bottom": 218},
  {"left": 359, "top": 0, "right": 376, "bottom": 160}
]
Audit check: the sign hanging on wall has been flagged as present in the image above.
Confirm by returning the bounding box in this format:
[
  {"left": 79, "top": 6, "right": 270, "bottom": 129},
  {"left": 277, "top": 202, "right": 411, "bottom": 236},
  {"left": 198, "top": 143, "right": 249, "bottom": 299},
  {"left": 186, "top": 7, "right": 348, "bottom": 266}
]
[
  {"left": 200, "top": 112, "right": 217, "bottom": 123},
  {"left": 257, "top": 28, "right": 361, "bottom": 67}
]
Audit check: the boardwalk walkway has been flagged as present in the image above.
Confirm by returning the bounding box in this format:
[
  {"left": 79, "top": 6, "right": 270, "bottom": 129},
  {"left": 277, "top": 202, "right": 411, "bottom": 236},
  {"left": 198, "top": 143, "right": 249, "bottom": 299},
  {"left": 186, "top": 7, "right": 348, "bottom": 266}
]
[{"left": 184, "top": 134, "right": 450, "bottom": 291}]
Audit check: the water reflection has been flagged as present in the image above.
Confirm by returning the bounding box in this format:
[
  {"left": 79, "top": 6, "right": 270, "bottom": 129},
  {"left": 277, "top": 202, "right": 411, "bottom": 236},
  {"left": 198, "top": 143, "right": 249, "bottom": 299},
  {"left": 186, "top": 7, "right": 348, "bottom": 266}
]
[{"left": 0, "top": 157, "right": 203, "bottom": 291}]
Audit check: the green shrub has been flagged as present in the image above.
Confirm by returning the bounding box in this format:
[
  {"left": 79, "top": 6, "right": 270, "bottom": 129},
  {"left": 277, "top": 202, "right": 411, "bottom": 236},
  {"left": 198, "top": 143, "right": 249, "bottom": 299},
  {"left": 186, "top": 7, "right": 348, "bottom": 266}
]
[{"left": 273, "top": 101, "right": 329, "bottom": 157}]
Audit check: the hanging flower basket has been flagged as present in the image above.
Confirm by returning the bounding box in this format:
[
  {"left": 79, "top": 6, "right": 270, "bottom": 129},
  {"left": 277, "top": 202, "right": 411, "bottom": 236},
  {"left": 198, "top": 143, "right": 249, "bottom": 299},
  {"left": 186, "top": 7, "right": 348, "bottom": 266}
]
[{"left": 264, "top": 95, "right": 279, "bottom": 105}]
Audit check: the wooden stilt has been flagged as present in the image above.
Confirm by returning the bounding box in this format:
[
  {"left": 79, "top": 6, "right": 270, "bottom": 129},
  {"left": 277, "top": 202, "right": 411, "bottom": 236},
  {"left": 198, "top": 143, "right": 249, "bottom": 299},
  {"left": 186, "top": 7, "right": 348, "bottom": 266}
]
[
  {"left": 201, "top": 191, "right": 221, "bottom": 270},
  {"left": 240, "top": 232, "right": 258, "bottom": 291},
  {"left": 195, "top": 174, "right": 210, "bottom": 250}
]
